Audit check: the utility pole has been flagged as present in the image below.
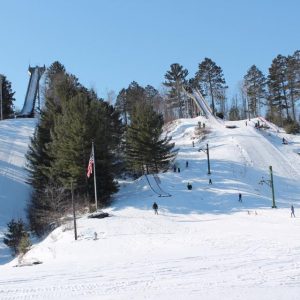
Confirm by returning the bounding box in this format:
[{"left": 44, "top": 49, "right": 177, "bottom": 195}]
[
  {"left": 198, "top": 143, "right": 211, "bottom": 175},
  {"left": 0, "top": 75, "right": 3, "bottom": 120},
  {"left": 206, "top": 143, "right": 211, "bottom": 175},
  {"left": 259, "top": 165, "right": 276, "bottom": 208},
  {"left": 269, "top": 166, "right": 276, "bottom": 208},
  {"left": 92, "top": 141, "right": 98, "bottom": 211},
  {"left": 71, "top": 181, "right": 78, "bottom": 240}
]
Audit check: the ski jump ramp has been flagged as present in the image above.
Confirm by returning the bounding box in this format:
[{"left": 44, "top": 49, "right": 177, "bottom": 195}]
[
  {"left": 18, "top": 65, "right": 45, "bottom": 117},
  {"left": 184, "top": 88, "right": 224, "bottom": 127}
]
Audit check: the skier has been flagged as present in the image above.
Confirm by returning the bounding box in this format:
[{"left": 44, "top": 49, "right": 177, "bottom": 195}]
[
  {"left": 152, "top": 202, "right": 158, "bottom": 215},
  {"left": 192, "top": 141, "right": 195, "bottom": 147},
  {"left": 186, "top": 161, "right": 189, "bottom": 168},
  {"left": 178, "top": 167, "right": 181, "bottom": 173},
  {"left": 245, "top": 121, "right": 247, "bottom": 126},
  {"left": 291, "top": 205, "right": 295, "bottom": 218},
  {"left": 187, "top": 182, "right": 192, "bottom": 190},
  {"left": 238, "top": 193, "right": 242, "bottom": 202},
  {"left": 94, "top": 232, "right": 98, "bottom": 240},
  {"left": 209, "top": 178, "right": 212, "bottom": 185},
  {"left": 282, "top": 137, "right": 287, "bottom": 144},
  {"left": 173, "top": 165, "right": 177, "bottom": 172}
]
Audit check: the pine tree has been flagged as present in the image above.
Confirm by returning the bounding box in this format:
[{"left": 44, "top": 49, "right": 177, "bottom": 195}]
[
  {"left": 125, "top": 102, "right": 176, "bottom": 175},
  {"left": 115, "top": 82, "right": 146, "bottom": 125},
  {"left": 144, "top": 85, "right": 163, "bottom": 113},
  {"left": 267, "top": 55, "right": 289, "bottom": 124},
  {"left": 286, "top": 51, "right": 300, "bottom": 121},
  {"left": 3, "top": 219, "right": 28, "bottom": 256},
  {"left": 243, "top": 65, "right": 266, "bottom": 117},
  {"left": 18, "top": 232, "right": 32, "bottom": 255},
  {"left": 0, "top": 75, "right": 15, "bottom": 118},
  {"left": 26, "top": 62, "right": 73, "bottom": 235},
  {"left": 195, "top": 58, "right": 227, "bottom": 115},
  {"left": 115, "top": 88, "right": 128, "bottom": 125},
  {"left": 163, "top": 63, "right": 188, "bottom": 118}
]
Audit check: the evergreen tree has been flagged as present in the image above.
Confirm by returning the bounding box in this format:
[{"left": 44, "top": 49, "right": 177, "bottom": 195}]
[
  {"left": 115, "top": 82, "right": 146, "bottom": 125},
  {"left": 286, "top": 51, "right": 300, "bottom": 121},
  {"left": 3, "top": 219, "right": 28, "bottom": 256},
  {"left": 163, "top": 63, "right": 188, "bottom": 118},
  {"left": 26, "top": 62, "right": 74, "bottom": 235},
  {"left": 195, "top": 58, "right": 227, "bottom": 115},
  {"left": 27, "top": 63, "right": 123, "bottom": 235},
  {"left": 267, "top": 55, "right": 289, "bottom": 124},
  {"left": 243, "top": 65, "right": 266, "bottom": 117},
  {"left": 125, "top": 102, "right": 176, "bottom": 175},
  {"left": 0, "top": 74, "right": 15, "bottom": 118},
  {"left": 115, "top": 88, "right": 128, "bottom": 125},
  {"left": 18, "top": 232, "right": 32, "bottom": 255}
]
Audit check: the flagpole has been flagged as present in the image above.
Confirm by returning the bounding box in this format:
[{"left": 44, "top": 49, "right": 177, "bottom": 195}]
[{"left": 92, "top": 141, "right": 98, "bottom": 211}]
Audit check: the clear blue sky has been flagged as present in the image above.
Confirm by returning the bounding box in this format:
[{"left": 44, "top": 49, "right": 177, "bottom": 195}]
[{"left": 1, "top": 0, "right": 300, "bottom": 109}]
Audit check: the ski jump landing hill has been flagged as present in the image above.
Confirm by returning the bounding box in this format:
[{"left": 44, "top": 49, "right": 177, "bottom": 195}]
[{"left": 18, "top": 65, "right": 45, "bottom": 118}]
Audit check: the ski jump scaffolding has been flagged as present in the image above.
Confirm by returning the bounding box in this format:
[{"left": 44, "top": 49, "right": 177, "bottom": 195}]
[
  {"left": 184, "top": 88, "right": 224, "bottom": 126},
  {"left": 18, "top": 65, "right": 45, "bottom": 117}
]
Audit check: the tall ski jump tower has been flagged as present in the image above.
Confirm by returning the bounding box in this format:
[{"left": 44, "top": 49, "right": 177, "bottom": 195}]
[{"left": 18, "top": 65, "right": 45, "bottom": 117}]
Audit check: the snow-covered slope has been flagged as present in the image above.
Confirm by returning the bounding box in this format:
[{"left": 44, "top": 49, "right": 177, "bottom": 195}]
[
  {"left": 1, "top": 116, "right": 300, "bottom": 300},
  {"left": 0, "top": 118, "right": 36, "bottom": 264}
]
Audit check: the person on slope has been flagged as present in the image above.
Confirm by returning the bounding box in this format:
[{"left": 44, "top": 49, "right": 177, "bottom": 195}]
[
  {"left": 291, "top": 205, "right": 295, "bottom": 218},
  {"left": 152, "top": 202, "right": 158, "bottom": 215},
  {"left": 238, "top": 193, "right": 242, "bottom": 202}
]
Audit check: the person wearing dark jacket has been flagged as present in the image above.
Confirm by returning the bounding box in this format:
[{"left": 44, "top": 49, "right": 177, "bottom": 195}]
[
  {"left": 291, "top": 205, "right": 295, "bottom": 217},
  {"left": 152, "top": 202, "right": 158, "bottom": 215}
]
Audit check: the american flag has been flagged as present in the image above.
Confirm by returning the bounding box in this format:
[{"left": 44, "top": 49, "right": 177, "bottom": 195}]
[{"left": 87, "top": 151, "right": 94, "bottom": 178}]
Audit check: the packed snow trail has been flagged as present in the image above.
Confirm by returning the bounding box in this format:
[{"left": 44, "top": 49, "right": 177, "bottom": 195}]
[{"left": 229, "top": 122, "right": 300, "bottom": 179}]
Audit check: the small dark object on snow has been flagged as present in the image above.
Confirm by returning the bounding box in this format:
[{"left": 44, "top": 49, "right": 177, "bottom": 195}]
[
  {"left": 192, "top": 141, "right": 195, "bottom": 147},
  {"left": 152, "top": 202, "right": 158, "bottom": 215},
  {"left": 178, "top": 167, "right": 181, "bottom": 173},
  {"left": 282, "top": 137, "right": 288, "bottom": 145},
  {"left": 173, "top": 165, "right": 177, "bottom": 172},
  {"left": 88, "top": 212, "right": 110, "bottom": 219},
  {"left": 291, "top": 205, "right": 295, "bottom": 218},
  {"left": 186, "top": 161, "right": 189, "bottom": 168},
  {"left": 209, "top": 178, "right": 212, "bottom": 185},
  {"left": 238, "top": 193, "right": 242, "bottom": 202},
  {"left": 187, "top": 182, "right": 192, "bottom": 190}
]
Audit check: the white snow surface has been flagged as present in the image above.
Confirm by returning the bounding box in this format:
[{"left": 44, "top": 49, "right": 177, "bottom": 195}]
[
  {"left": 1, "top": 116, "right": 300, "bottom": 299},
  {"left": 0, "top": 118, "right": 36, "bottom": 264}
]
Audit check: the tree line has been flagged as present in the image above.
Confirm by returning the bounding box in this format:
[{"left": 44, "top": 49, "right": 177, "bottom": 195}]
[{"left": 233, "top": 50, "right": 300, "bottom": 133}]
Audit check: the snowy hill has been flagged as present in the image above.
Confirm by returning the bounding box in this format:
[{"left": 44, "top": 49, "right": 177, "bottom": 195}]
[
  {"left": 1, "top": 116, "right": 300, "bottom": 299},
  {"left": 0, "top": 118, "right": 36, "bottom": 264}
]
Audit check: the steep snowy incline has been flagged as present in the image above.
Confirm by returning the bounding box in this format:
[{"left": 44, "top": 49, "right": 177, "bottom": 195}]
[
  {"left": 228, "top": 121, "right": 300, "bottom": 179},
  {"left": 0, "top": 118, "right": 36, "bottom": 263}
]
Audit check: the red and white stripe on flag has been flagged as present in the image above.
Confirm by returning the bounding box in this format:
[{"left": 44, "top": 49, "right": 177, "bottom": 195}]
[{"left": 87, "top": 151, "right": 94, "bottom": 178}]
